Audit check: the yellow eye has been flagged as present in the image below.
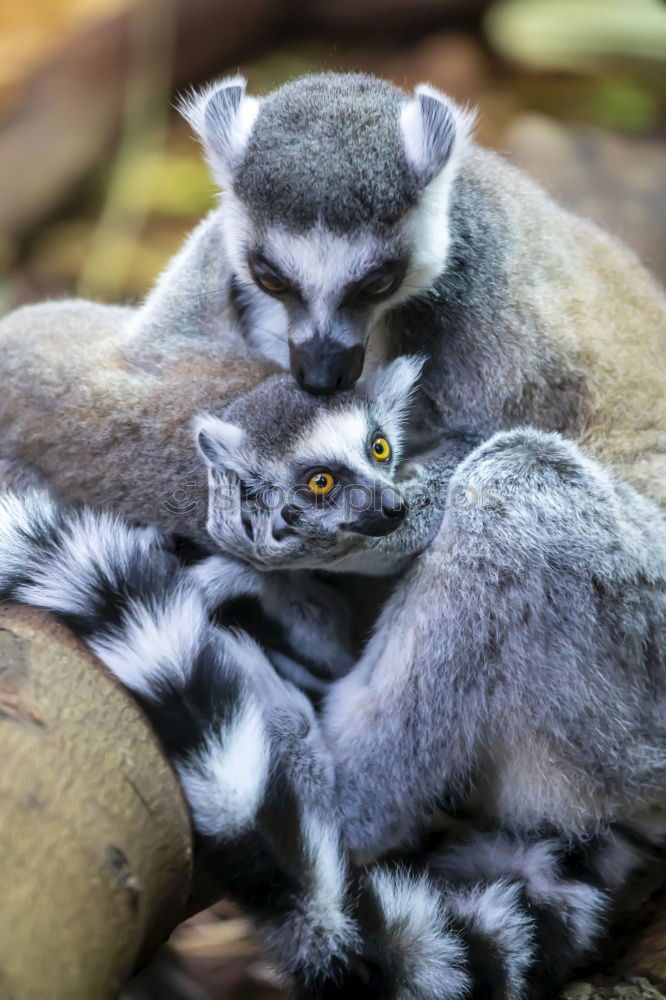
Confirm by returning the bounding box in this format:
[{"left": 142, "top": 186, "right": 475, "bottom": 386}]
[
  {"left": 371, "top": 436, "right": 391, "bottom": 462},
  {"left": 308, "top": 471, "right": 336, "bottom": 496}
]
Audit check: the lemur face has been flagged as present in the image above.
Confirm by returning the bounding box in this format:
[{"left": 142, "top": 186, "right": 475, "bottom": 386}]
[
  {"left": 194, "top": 357, "right": 422, "bottom": 568},
  {"left": 241, "top": 222, "right": 410, "bottom": 396},
  {"left": 181, "top": 72, "right": 472, "bottom": 395}
]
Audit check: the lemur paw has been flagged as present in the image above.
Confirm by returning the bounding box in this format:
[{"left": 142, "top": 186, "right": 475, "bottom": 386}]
[
  {"left": 395, "top": 459, "right": 427, "bottom": 481},
  {"left": 206, "top": 470, "right": 307, "bottom": 570}
]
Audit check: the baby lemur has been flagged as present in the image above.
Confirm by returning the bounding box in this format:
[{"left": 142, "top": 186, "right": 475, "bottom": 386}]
[{"left": 2, "top": 359, "right": 664, "bottom": 1000}]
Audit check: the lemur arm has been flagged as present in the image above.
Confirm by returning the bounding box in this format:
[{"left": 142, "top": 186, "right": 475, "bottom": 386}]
[
  {"left": 0, "top": 490, "right": 625, "bottom": 1000},
  {"left": 122, "top": 213, "right": 238, "bottom": 365},
  {"left": 326, "top": 450, "right": 462, "bottom": 574}
]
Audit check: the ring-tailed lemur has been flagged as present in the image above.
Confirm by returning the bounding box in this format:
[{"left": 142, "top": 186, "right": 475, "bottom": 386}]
[{"left": 2, "top": 359, "right": 664, "bottom": 998}]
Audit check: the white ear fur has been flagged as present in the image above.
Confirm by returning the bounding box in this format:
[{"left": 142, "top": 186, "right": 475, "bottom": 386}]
[
  {"left": 178, "top": 75, "right": 261, "bottom": 186},
  {"left": 400, "top": 84, "right": 475, "bottom": 187},
  {"left": 194, "top": 414, "right": 245, "bottom": 472},
  {"left": 363, "top": 355, "right": 425, "bottom": 412}
]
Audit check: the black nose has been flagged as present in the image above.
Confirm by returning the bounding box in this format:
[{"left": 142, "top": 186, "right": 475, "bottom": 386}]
[
  {"left": 290, "top": 338, "right": 365, "bottom": 395},
  {"left": 280, "top": 504, "right": 301, "bottom": 526},
  {"left": 341, "top": 487, "right": 407, "bottom": 537},
  {"left": 380, "top": 488, "right": 406, "bottom": 521}
]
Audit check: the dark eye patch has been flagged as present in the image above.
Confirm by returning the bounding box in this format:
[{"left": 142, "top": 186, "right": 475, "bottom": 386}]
[
  {"left": 343, "top": 258, "right": 408, "bottom": 307},
  {"left": 248, "top": 251, "right": 303, "bottom": 301}
]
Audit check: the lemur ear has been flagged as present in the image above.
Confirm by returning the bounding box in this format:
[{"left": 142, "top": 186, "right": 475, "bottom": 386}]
[
  {"left": 400, "top": 84, "right": 474, "bottom": 187},
  {"left": 194, "top": 414, "right": 247, "bottom": 475},
  {"left": 178, "top": 75, "right": 261, "bottom": 186},
  {"left": 363, "top": 356, "right": 425, "bottom": 413}
]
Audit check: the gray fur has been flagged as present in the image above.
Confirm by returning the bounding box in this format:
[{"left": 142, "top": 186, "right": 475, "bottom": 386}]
[
  {"left": 201, "top": 404, "right": 666, "bottom": 852},
  {"left": 326, "top": 428, "right": 666, "bottom": 851},
  {"left": 234, "top": 73, "right": 419, "bottom": 232},
  {"left": 0, "top": 489, "right": 645, "bottom": 998}
]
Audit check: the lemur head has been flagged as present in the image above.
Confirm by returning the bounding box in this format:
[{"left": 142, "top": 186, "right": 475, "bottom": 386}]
[
  {"left": 181, "top": 73, "right": 473, "bottom": 395},
  {"left": 194, "top": 356, "right": 422, "bottom": 569}
]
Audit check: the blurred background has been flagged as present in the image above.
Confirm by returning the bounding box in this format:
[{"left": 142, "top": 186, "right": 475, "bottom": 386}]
[
  {"left": 1, "top": 0, "right": 664, "bottom": 996},
  {"left": 1, "top": 0, "right": 665, "bottom": 317}
]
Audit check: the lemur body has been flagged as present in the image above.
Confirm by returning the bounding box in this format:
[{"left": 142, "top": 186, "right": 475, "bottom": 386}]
[
  {"left": 0, "top": 217, "right": 273, "bottom": 544},
  {"left": 1, "top": 363, "right": 664, "bottom": 998},
  {"left": 0, "top": 71, "right": 664, "bottom": 998},
  {"left": 194, "top": 365, "right": 666, "bottom": 852}
]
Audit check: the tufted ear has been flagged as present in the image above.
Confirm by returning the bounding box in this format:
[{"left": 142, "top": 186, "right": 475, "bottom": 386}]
[
  {"left": 194, "top": 414, "right": 248, "bottom": 477},
  {"left": 400, "top": 84, "right": 474, "bottom": 187},
  {"left": 363, "top": 355, "right": 424, "bottom": 414},
  {"left": 178, "top": 75, "right": 261, "bottom": 186}
]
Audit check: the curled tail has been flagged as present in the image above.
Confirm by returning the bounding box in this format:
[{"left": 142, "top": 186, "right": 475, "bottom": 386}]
[{"left": 0, "top": 492, "right": 647, "bottom": 998}]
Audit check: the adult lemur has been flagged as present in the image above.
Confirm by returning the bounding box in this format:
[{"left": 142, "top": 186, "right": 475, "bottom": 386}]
[
  {"left": 176, "top": 71, "right": 665, "bottom": 523},
  {"left": 1, "top": 360, "right": 664, "bottom": 999}
]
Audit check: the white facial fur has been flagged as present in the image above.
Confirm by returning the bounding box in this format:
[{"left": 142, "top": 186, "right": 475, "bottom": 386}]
[
  {"left": 194, "top": 358, "right": 421, "bottom": 568},
  {"left": 220, "top": 189, "right": 448, "bottom": 373},
  {"left": 400, "top": 86, "right": 476, "bottom": 294},
  {"left": 221, "top": 202, "right": 395, "bottom": 327},
  {"left": 216, "top": 89, "right": 473, "bottom": 367},
  {"left": 291, "top": 406, "right": 376, "bottom": 473}
]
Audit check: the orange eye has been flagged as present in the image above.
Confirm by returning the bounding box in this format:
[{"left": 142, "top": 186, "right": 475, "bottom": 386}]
[
  {"left": 258, "top": 275, "right": 286, "bottom": 294},
  {"left": 371, "top": 436, "right": 391, "bottom": 462},
  {"left": 308, "top": 471, "right": 335, "bottom": 496}
]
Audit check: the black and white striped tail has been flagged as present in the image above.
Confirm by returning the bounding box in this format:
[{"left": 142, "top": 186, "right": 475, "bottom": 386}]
[
  {"left": 0, "top": 491, "right": 356, "bottom": 984},
  {"left": 0, "top": 492, "right": 645, "bottom": 999}
]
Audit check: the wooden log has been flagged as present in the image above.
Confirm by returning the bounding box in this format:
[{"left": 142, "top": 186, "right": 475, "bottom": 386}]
[
  {"left": 0, "top": 602, "right": 192, "bottom": 1000},
  {"left": 619, "top": 889, "right": 666, "bottom": 992}
]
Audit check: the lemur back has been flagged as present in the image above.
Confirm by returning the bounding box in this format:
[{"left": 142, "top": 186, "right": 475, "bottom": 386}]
[{"left": 0, "top": 216, "right": 274, "bottom": 546}]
